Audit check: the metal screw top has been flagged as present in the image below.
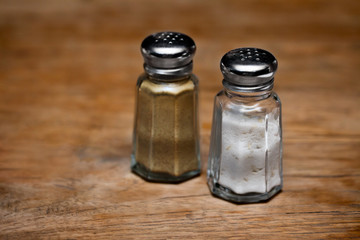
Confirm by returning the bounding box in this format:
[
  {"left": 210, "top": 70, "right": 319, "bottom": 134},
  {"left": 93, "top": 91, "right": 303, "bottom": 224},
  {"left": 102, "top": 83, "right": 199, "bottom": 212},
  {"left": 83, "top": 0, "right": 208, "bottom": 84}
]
[
  {"left": 221, "top": 48, "right": 278, "bottom": 91},
  {"left": 141, "top": 31, "right": 196, "bottom": 76}
]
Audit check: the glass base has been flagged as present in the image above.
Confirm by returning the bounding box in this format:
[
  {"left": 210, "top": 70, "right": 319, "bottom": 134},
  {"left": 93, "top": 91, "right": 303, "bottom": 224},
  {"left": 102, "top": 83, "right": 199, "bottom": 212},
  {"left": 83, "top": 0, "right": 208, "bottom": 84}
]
[
  {"left": 208, "top": 178, "right": 282, "bottom": 203},
  {"left": 131, "top": 162, "right": 200, "bottom": 183}
]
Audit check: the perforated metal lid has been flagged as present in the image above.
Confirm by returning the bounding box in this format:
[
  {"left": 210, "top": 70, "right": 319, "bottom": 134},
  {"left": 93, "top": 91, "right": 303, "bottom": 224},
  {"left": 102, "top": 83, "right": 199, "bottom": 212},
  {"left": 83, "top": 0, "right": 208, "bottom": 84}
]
[
  {"left": 221, "top": 48, "right": 278, "bottom": 90},
  {"left": 141, "top": 32, "right": 196, "bottom": 76}
]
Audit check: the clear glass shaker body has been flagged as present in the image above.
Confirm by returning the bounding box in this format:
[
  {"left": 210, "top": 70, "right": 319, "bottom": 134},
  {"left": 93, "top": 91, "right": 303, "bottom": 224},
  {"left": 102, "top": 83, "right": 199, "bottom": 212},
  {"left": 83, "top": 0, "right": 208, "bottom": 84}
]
[
  {"left": 131, "top": 32, "right": 200, "bottom": 182},
  {"left": 208, "top": 89, "right": 282, "bottom": 202},
  {"left": 132, "top": 73, "right": 200, "bottom": 182},
  {"left": 207, "top": 48, "right": 283, "bottom": 203}
]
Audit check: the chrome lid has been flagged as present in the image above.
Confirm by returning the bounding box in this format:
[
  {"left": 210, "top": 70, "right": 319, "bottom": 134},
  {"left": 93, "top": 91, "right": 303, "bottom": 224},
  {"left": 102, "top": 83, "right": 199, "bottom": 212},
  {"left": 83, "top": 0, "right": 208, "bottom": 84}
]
[
  {"left": 141, "top": 32, "right": 196, "bottom": 76},
  {"left": 221, "top": 48, "right": 278, "bottom": 89}
]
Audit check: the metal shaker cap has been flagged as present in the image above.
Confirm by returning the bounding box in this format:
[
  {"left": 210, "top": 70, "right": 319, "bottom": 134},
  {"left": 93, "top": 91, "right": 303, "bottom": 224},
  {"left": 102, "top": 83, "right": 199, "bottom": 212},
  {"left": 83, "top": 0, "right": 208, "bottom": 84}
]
[
  {"left": 141, "top": 32, "right": 196, "bottom": 76},
  {"left": 221, "top": 48, "right": 278, "bottom": 89}
]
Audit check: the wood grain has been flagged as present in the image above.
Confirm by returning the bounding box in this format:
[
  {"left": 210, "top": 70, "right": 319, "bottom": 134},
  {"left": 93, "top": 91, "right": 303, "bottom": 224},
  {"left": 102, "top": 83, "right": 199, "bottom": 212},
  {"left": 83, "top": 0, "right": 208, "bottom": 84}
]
[{"left": 0, "top": 0, "right": 359, "bottom": 239}]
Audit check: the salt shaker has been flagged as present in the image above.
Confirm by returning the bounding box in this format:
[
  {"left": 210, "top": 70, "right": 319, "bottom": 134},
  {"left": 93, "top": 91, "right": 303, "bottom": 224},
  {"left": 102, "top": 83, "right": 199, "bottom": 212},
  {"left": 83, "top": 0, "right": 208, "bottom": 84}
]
[
  {"left": 207, "top": 48, "right": 283, "bottom": 203},
  {"left": 131, "top": 32, "right": 200, "bottom": 182}
]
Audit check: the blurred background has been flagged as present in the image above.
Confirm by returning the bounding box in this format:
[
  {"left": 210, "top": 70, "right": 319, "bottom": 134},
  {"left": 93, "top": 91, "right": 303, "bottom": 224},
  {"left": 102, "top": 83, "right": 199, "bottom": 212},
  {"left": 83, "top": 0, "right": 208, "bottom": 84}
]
[{"left": 0, "top": 0, "right": 359, "bottom": 238}]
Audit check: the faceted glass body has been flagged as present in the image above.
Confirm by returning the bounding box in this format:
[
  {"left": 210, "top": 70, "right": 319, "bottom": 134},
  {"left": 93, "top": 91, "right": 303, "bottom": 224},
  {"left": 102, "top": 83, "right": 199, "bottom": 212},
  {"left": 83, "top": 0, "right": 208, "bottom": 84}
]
[
  {"left": 207, "top": 89, "right": 283, "bottom": 203},
  {"left": 131, "top": 73, "right": 200, "bottom": 182}
]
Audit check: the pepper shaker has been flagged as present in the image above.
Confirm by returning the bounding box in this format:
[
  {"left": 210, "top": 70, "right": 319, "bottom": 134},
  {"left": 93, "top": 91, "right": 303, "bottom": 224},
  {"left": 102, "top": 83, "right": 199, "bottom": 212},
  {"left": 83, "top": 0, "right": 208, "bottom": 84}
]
[
  {"left": 207, "top": 48, "right": 283, "bottom": 203},
  {"left": 131, "top": 32, "right": 200, "bottom": 182}
]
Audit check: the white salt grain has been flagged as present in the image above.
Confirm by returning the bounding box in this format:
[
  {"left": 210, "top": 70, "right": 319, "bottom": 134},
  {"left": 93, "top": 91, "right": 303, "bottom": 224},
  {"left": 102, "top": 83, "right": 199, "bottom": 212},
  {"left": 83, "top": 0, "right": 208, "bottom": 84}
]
[{"left": 219, "top": 110, "right": 281, "bottom": 194}]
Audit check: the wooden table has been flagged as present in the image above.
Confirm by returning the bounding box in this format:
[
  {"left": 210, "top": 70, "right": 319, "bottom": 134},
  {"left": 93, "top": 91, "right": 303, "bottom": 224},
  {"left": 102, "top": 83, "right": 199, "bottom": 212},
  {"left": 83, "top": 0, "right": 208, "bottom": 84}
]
[{"left": 1, "top": 0, "right": 359, "bottom": 239}]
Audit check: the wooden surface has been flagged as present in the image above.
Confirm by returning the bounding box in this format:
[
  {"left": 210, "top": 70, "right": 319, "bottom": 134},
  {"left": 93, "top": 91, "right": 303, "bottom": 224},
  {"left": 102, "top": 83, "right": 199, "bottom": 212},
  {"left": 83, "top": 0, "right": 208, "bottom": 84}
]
[{"left": 0, "top": 0, "right": 359, "bottom": 239}]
